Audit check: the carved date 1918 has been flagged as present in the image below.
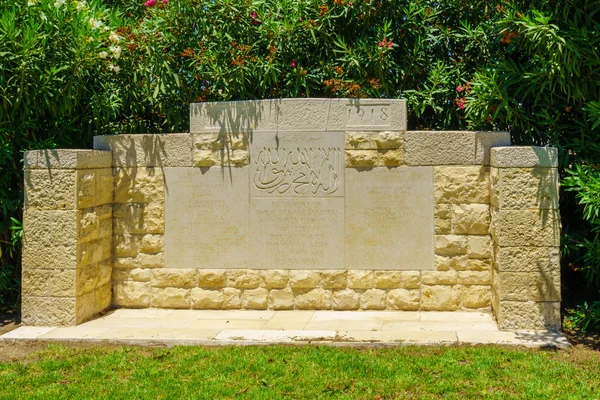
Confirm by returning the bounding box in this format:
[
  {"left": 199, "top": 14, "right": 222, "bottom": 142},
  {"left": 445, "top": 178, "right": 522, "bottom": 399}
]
[{"left": 348, "top": 106, "right": 389, "bottom": 125}]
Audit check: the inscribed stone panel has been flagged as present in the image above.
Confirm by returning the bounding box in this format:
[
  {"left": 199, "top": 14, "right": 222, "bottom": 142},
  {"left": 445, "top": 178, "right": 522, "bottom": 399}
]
[
  {"left": 250, "top": 132, "right": 344, "bottom": 197},
  {"left": 164, "top": 168, "right": 249, "bottom": 269},
  {"left": 249, "top": 198, "right": 345, "bottom": 269},
  {"left": 345, "top": 167, "right": 434, "bottom": 270}
]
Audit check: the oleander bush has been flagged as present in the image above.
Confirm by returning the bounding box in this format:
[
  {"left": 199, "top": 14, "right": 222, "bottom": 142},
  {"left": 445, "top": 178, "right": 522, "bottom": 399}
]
[{"left": 1, "top": 0, "right": 599, "bottom": 331}]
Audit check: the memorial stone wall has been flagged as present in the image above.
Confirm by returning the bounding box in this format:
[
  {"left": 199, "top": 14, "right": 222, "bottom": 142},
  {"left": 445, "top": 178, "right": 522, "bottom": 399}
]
[{"left": 21, "top": 99, "right": 561, "bottom": 331}]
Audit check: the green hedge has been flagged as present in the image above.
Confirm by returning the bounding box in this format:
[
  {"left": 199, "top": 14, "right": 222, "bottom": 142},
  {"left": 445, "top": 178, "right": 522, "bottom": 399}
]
[{"left": 1, "top": 0, "right": 599, "bottom": 327}]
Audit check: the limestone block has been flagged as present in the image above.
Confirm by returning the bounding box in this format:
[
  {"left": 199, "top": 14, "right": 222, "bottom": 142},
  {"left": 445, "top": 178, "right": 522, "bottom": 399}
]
[
  {"left": 93, "top": 134, "right": 193, "bottom": 167},
  {"left": 421, "top": 285, "right": 460, "bottom": 311},
  {"left": 228, "top": 269, "right": 261, "bottom": 289},
  {"left": 112, "top": 282, "right": 151, "bottom": 307},
  {"left": 347, "top": 270, "right": 374, "bottom": 289},
  {"left": 494, "top": 271, "right": 561, "bottom": 302},
  {"left": 114, "top": 167, "right": 164, "bottom": 204},
  {"left": 130, "top": 268, "right": 152, "bottom": 282},
  {"left": 466, "top": 258, "right": 492, "bottom": 271},
  {"left": 434, "top": 255, "right": 452, "bottom": 271},
  {"left": 242, "top": 288, "right": 268, "bottom": 309},
  {"left": 193, "top": 133, "right": 224, "bottom": 150},
  {"left": 22, "top": 296, "right": 77, "bottom": 326},
  {"left": 78, "top": 205, "right": 112, "bottom": 243},
  {"left": 422, "top": 271, "right": 458, "bottom": 285},
  {"left": 198, "top": 270, "right": 227, "bottom": 288},
  {"left": 458, "top": 271, "right": 491, "bottom": 285},
  {"left": 193, "top": 149, "right": 220, "bottom": 167},
  {"left": 461, "top": 285, "right": 491, "bottom": 309},
  {"left": 24, "top": 149, "right": 112, "bottom": 169},
  {"left": 22, "top": 269, "right": 76, "bottom": 297},
  {"left": 387, "top": 289, "right": 420, "bottom": 311},
  {"left": 435, "top": 218, "right": 451, "bottom": 234},
  {"left": 332, "top": 289, "right": 360, "bottom": 310},
  {"left": 436, "top": 255, "right": 489, "bottom": 272},
  {"left": 496, "top": 301, "right": 561, "bottom": 331},
  {"left": 269, "top": 288, "right": 294, "bottom": 310},
  {"left": 228, "top": 150, "right": 249, "bottom": 166},
  {"left": 75, "top": 291, "right": 94, "bottom": 324},
  {"left": 151, "top": 287, "right": 190, "bottom": 308},
  {"left": 345, "top": 150, "right": 377, "bottom": 167},
  {"left": 321, "top": 271, "right": 347, "bottom": 289},
  {"left": 435, "top": 235, "right": 468, "bottom": 257},
  {"left": 94, "top": 283, "right": 112, "bottom": 315},
  {"left": 77, "top": 264, "right": 99, "bottom": 294},
  {"left": 152, "top": 269, "right": 197, "bottom": 288},
  {"left": 95, "top": 168, "right": 114, "bottom": 207},
  {"left": 328, "top": 99, "right": 407, "bottom": 131},
  {"left": 22, "top": 242, "right": 77, "bottom": 270},
  {"left": 490, "top": 146, "right": 558, "bottom": 168},
  {"left": 374, "top": 271, "right": 404, "bottom": 289},
  {"left": 221, "top": 287, "right": 242, "bottom": 309},
  {"left": 114, "top": 253, "right": 164, "bottom": 269},
  {"left": 467, "top": 236, "right": 492, "bottom": 259},
  {"left": 495, "top": 246, "right": 560, "bottom": 273},
  {"left": 399, "top": 271, "right": 421, "bottom": 289},
  {"left": 435, "top": 204, "right": 452, "bottom": 220},
  {"left": 451, "top": 204, "right": 490, "bottom": 234},
  {"left": 378, "top": 149, "right": 404, "bottom": 167},
  {"left": 191, "top": 288, "right": 224, "bottom": 309},
  {"left": 78, "top": 238, "right": 111, "bottom": 267},
  {"left": 294, "top": 288, "right": 332, "bottom": 309},
  {"left": 289, "top": 270, "right": 321, "bottom": 289},
  {"left": 360, "top": 289, "right": 386, "bottom": 310},
  {"left": 345, "top": 132, "right": 374, "bottom": 149},
  {"left": 474, "top": 131, "right": 511, "bottom": 165},
  {"left": 76, "top": 170, "right": 96, "bottom": 209},
  {"left": 375, "top": 131, "right": 404, "bottom": 149},
  {"left": 140, "top": 234, "right": 164, "bottom": 254},
  {"left": 434, "top": 166, "right": 490, "bottom": 204},
  {"left": 113, "top": 203, "right": 164, "bottom": 235},
  {"left": 112, "top": 268, "right": 130, "bottom": 281},
  {"left": 114, "top": 234, "right": 139, "bottom": 258},
  {"left": 97, "top": 262, "right": 112, "bottom": 287},
  {"left": 491, "top": 167, "right": 559, "bottom": 210},
  {"left": 491, "top": 209, "right": 560, "bottom": 247},
  {"left": 405, "top": 131, "right": 476, "bottom": 165},
  {"left": 24, "top": 169, "right": 76, "bottom": 210},
  {"left": 23, "top": 209, "right": 77, "bottom": 246}
]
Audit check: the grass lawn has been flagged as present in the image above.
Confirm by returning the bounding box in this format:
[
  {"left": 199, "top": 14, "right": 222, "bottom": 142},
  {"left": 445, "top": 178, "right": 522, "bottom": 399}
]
[{"left": 0, "top": 344, "right": 599, "bottom": 399}]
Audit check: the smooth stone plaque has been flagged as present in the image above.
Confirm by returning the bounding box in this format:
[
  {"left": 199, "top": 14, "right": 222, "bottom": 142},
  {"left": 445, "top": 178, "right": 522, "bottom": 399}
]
[
  {"left": 164, "top": 168, "right": 249, "bottom": 269},
  {"left": 345, "top": 167, "right": 434, "bottom": 270},
  {"left": 249, "top": 198, "right": 344, "bottom": 269},
  {"left": 250, "top": 131, "right": 344, "bottom": 197}
]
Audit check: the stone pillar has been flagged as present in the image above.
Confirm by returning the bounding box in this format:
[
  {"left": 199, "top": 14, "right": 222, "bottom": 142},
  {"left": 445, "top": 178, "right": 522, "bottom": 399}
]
[
  {"left": 22, "top": 150, "right": 113, "bottom": 326},
  {"left": 490, "top": 147, "right": 561, "bottom": 330}
]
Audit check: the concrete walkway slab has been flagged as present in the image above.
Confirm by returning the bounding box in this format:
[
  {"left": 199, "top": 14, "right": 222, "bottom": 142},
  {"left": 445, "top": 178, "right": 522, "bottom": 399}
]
[{"left": 0, "top": 309, "right": 570, "bottom": 349}]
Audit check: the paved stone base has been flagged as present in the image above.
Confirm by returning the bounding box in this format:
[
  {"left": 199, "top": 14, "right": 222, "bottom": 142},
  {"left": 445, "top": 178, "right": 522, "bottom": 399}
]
[{"left": 0, "top": 310, "right": 569, "bottom": 348}]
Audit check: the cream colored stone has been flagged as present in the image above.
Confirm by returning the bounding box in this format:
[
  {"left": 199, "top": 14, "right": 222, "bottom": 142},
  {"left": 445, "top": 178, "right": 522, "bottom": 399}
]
[
  {"left": 22, "top": 269, "right": 76, "bottom": 297},
  {"left": 191, "top": 288, "right": 224, "bottom": 309},
  {"left": 114, "top": 253, "right": 164, "bottom": 269},
  {"left": 434, "top": 255, "right": 452, "bottom": 271},
  {"left": 399, "top": 271, "right": 421, "bottom": 289},
  {"left": 461, "top": 285, "right": 491, "bottom": 309},
  {"left": 193, "top": 133, "right": 223, "bottom": 150},
  {"left": 113, "top": 282, "right": 151, "bottom": 307},
  {"left": 321, "top": 271, "right": 347, "bottom": 289},
  {"left": 377, "top": 149, "right": 403, "bottom": 167},
  {"left": 405, "top": 131, "right": 476, "bottom": 165},
  {"left": 112, "top": 268, "right": 130, "bottom": 281},
  {"left": 435, "top": 218, "right": 451, "bottom": 234},
  {"left": 422, "top": 271, "right": 458, "bottom": 285},
  {"left": 138, "top": 234, "right": 163, "bottom": 254},
  {"left": 269, "top": 288, "right": 294, "bottom": 310},
  {"left": 23, "top": 209, "right": 77, "bottom": 246},
  {"left": 193, "top": 149, "right": 219, "bottom": 167},
  {"left": 152, "top": 269, "right": 197, "bottom": 288},
  {"left": 130, "top": 268, "right": 152, "bottom": 282},
  {"left": 93, "top": 134, "right": 193, "bottom": 167},
  {"left": 77, "top": 170, "right": 96, "bottom": 209},
  {"left": 228, "top": 270, "right": 261, "bottom": 289},
  {"left": 468, "top": 236, "right": 492, "bottom": 259},
  {"left": 24, "top": 169, "right": 77, "bottom": 210},
  {"left": 289, "top": 271, "right": 321, "bottom": 289},
  {"left": 434, "top": 166, "right": 490, "bottom": 204},
  {"left": 22, "top": 242, "right": 77, "bottom": 270},
  {"left": 114, "top": 167, "right": 164, "bottom": 204},
  {"left": 458, "top": 271, "right": 491, "bottom": 285},
  {"left": 221, "top": 287, "right": 242, "bottom": 309},
  {"left": 474, "top": 132, "right": 511, "bottom": 165},
  {"left": 78, "top": 238, "right": 111, "bottom": 267},
  {"left": 242, "top": 288, "right": 268, "bottom": 309},
  {"left": 114, "top": 234, "right": 139, "bottom": 258},
  {"left": 435, "top": 235, "right": 468, "bottom": 256},
  {"left": 76, "top": 264, "right": 99, "bottom": 294},
  {"left": 94, "top": 283, "right": 112, "bottom": 315},
  {"left": 347, "top": 270, "right": 374, "bottom": 289},
  {"left": 25, "top": 149, "right": 111, "bottom": 169},
  {"left": 260, "top": 270, "right": 290, "bottom": 289},
  {"left": 113, "top": 203, "right": 164, "bottom": 235},
  {"left": 345, "top": 150, "right": 377, "bottom": 167},
  {"left": 328, "top": 99, "right": 407, "bottom": 131},
  {"left": 360, "top": 289, "right": 386, "bottom": 310},
  {"left": 375, "top": 131, "right": 403, "bottom": 149},
  {"left": 332, "top": 289, "right": 360, "bottom": 310},
  {"left": 95, "top": 168, "right": 114, "bottom": 206},
  {"left": 490, "top": 146, "right": 558, "bottom": 168},
  {"left": 22, "top": 296, "right": 77, "bottom": 326},
  {"left": 496, "top": 301, "right": 561, "bottom": 330},
  {"left": 345, "top": 132, "right": 374, "bottom": 149},
  {"left": 421, "top": 285, "right": 460, "bottom": 311},
  {"left": 495, "top": 247, "right": 560, "bottom": 273},
  {"left": 451, "top": 204, "right": 490, "bottom": 234},
  {"left": 495, "top": 271, "right": 560, "bottom": 302},
  {"left": 294, "top": 288, "right": 332, "bottom": 309},
  {"left": 465, "top": 258, "right": 492, "bottom": 272},
  {"left": 151, "top": 287, "right": 190, "bottom": 308},
  {"left": 491, "top": 167, "right": 559, "bottom": 210},
  {"left": 76, "top": 291, "right": 95, "bottom": 324},
  {"left": 491, "top": 208, "right": 560, "bottom": 247},
  {"left": 387, "top": 289, "right": 420, "bottom": 311},
  {"left": 374, "top": 271, "right": 403, "bottom": 289},
  {"left": 435, "top": 204, "right": 452, "bottom": 219},
  {"left": 198, "top": 270, "right": 227, "bottom": 288}
]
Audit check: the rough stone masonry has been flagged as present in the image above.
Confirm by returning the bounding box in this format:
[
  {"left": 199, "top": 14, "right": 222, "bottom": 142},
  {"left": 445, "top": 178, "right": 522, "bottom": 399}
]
[{"left": 21, "top": 99, "right": 561, "bottom": 331}]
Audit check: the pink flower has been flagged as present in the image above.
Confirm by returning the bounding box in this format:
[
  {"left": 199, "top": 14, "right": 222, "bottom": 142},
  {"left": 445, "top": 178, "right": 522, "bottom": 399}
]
[
  {"left": 378, "top": 42, "right": 384, "bottom": 47},
  {"left": 387, "top": 41, "right": 393, "bottom": 48},
  {"left": 161, "top": 0, "right": 168, "bottom": 3},
  {"left": 290, "top": 59, "right": 297, "bottom": 68},
  {"left": 144, "top": 0, "right": 156, "bottom": 6},
  {"left": 455, "top": 97, "right": 466, "bottom": 109},
  {"left": 456, "top": 85, "right": 463, "bottom": 93},
  {"left": 250, "top": 11, "right": 258, "bottom": 19}
]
